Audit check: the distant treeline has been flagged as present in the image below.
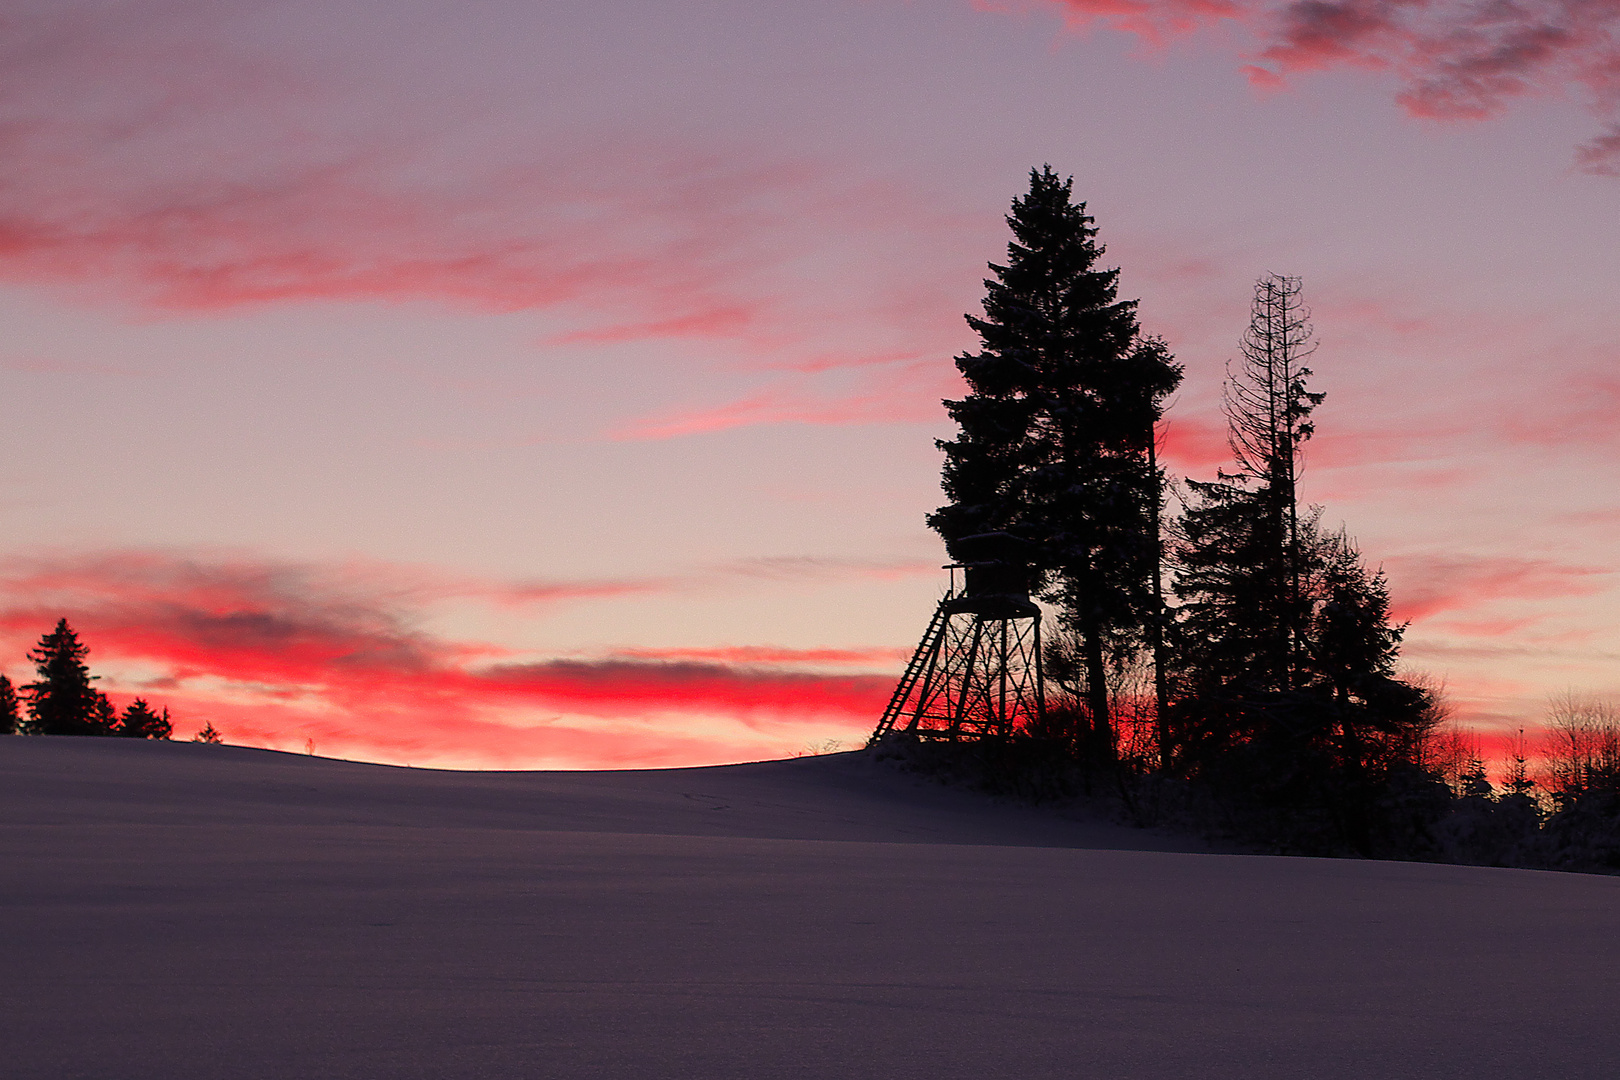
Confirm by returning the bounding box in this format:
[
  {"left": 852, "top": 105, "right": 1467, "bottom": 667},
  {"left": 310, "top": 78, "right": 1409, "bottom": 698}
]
[
  {"left": 0, "top": 618, "right": 219, "bottom": 744},
  {"left": 894, "top": 167, "right": 1620, "bottom": 870}
]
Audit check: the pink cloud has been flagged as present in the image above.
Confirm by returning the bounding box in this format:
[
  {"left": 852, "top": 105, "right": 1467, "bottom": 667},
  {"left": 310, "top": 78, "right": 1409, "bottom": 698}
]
[
  {"left": 607, "top": 361, "right": 952, "bottom": 440},
  {"left": 0, "top": 126, "right": 813, "bottom": 324},
  {"left": 1382, "top": 552, "right": 1611, "bottom": 624},
  {"left": 1159, "top": 413, "right": 1233, "bottom": 470},
  {"left": 1575, "top": 122, "right": 1620, "bottom": 173},
  {"left": 0, "top": 4, "right": 980, "bottom": 368},
  {"left": 713, "top": 555, "right": 940, "bottom": 583},
  {"left": 547, "top": 306, "right": 772, "bottom": 346},
  {"left": 991, "top": 0, "right": 1244, "bottom": 46},
  {"left": 1499, "top": 369, "right": 1620, "bottom": 450}
]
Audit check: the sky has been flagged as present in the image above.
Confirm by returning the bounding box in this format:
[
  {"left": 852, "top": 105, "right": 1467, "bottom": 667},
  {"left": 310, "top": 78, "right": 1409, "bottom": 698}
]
[{"left": 1, "top": 0, "right": 1617, "bottom": 768}]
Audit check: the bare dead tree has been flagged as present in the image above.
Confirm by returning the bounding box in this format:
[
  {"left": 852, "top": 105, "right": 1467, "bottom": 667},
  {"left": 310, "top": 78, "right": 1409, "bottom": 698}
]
[
  {"left": 1398, "top": 669, "right": 1454, "bottom": 770},
  {"left": 1543, "top": 692, "right": 1620, "bottom": 804},
  {"left": 1428, "top": 725, "right": 1482, "bottom": 797},
  {"left": 1222, "top": 274, "right": 1323, "bottom": 689}
]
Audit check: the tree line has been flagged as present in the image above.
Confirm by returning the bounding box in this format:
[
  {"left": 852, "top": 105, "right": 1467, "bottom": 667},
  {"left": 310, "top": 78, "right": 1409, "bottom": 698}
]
[
  {"left": 0, "top": 618, "right": 216, "bottom": 742},
  {"left": 909, "top": 167, "right": 1557, "bottom": 859}
]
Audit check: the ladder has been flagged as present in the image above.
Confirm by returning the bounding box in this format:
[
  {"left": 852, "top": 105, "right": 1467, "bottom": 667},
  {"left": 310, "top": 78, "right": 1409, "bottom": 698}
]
[{"left": 870, "top": 594, "right": 951, "bottom": 741}]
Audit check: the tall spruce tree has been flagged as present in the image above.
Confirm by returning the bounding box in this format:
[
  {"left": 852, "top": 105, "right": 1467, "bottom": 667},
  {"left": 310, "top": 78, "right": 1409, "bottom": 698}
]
[
  {"left": 930, "top": 167, "right": 1181, "bottom": 757},
  {"left": 24, "top": 619, "right": 111, "bottom": 736},
  {"left": 0, "top": 675, "right": 19, "bottom": 735}
]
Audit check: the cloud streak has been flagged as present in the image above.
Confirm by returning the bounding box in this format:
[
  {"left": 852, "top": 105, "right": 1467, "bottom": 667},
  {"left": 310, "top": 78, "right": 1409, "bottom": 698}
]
[
  {"left": 0, "top": 3, "right": 980, "bottom": 363},
  {"left": 1382, "top": 552, "right": 1611, "bottom": 624},
  {"left": 1032, "top": 0, "right": 1620, "bottom": 172},
  {"left": 607, "top": 360, "right": 954, "bottom": 440},
  {"left": 0, "top": 550, "right": 900, "bottom": 767}
]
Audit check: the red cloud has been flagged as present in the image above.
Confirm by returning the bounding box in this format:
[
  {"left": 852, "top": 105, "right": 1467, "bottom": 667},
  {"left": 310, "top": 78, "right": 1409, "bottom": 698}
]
[
  {"left": 1158, "top": 413, "right": 1233, "bottom": 471},
  {"left": 1039, "top": 0, "right": 1620, "bottom": 172},
  {"left": 1010, "top": 0, "right": 1244, "bottom": 45},
  {"left": 468, "top": 660, "right": 889, "bottom": 720},
  {"left": 0, "top": 550, "right": 899, "bottom": 768},
  {"left": 613, "top": 645, "right": 911, "bottom": 666}
]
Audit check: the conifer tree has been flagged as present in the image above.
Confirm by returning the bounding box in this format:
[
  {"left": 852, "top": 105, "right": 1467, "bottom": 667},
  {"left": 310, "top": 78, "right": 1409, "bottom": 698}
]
[
  {"left": 1171, "top": 276, "right": 1430, "bottom": 800},
  {"left": 1205, "top": 273, "right": 1323, "bottom": 689},
  {"left": 929, "top": 167, "right": 1181, "bottom": 758},
  {"left": 118, "top": 698, "right": 173, "bottom": 740},
  {"left": 1503, "top": 729, "right": 1536, "bottom": 799},
  {"left": 1172, "top": 277, "right": 1322, "bottom": 702},
  {"left": 0, "top": 675, "right": 19, "bottom": 735},
  {"left": 1308, "top": 531, "right": 1430, "bottom": 773},
  {"left": 23, "top": 619, "right": 109, "bottom": 736}
]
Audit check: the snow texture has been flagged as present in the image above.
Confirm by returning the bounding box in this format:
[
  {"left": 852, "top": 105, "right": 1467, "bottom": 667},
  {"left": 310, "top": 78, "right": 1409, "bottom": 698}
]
[{"left": 3, "top": 737, "right": 1618, "bottom": 1079}]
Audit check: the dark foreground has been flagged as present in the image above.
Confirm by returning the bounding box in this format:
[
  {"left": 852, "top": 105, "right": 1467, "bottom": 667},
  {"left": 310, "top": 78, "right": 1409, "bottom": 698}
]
[{"left": 3, "top": 738, "right": 1618, "bottom": 1079}]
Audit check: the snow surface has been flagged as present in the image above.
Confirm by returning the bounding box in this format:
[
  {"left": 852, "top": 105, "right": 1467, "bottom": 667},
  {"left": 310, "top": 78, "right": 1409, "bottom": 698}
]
[{"left": 3, "top": 737, "right": 1619, "bottom": 1079}]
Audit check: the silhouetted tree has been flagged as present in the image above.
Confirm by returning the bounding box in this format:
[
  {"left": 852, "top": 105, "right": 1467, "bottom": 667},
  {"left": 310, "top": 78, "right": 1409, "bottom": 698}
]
[
  {"left": 23, "top": 619, "right": 113, "bottom": 736},
  {"left": 1178, "top": 274, "right": 1322, "bottom": 695},
  {"left": 90, "top": 692, "right": 117, "bottom": 735},
  {"left": 192, "top": 721, "right": 223, "bottom": 744},
  {"left": 1171, "top": 276, "right": 1328, "bottom": 759},
  {"left": 1459, "top": 757, "right": 1494, "bottom": 799},
  {"left": 930, "top": 167, "right": 1181, "bottom": 759},
  {"left": 1170, "top": 483, "right": 1295, "bottom": 706},
  {"left": 118, "top": 698, "right": 172, "bottom": 740},
  {"left": 1544, "top": 694, "right": 1620, "bottom": 807},
  {"left": 0, "top": 675, "right": 19, "bottom": 735},
  {"left": 1503, "top": 728, "right": 1536, "bottom": 800},
  {"left": 1227, "top": 275, "right": 1322, "bottom": 686},
  {"left": 1167, "top": 279, "right": 1432, "bottom": 851}
]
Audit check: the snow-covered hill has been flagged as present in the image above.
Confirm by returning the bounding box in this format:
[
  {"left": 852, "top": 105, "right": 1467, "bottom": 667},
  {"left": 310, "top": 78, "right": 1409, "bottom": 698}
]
[{"left": 3, "top": 737, "right": 1616, "bottom": 1079}]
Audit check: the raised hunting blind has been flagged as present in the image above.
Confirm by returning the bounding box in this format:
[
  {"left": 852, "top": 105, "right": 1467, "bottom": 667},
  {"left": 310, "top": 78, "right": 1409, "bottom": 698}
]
[{"left": 870, "top": 533, "right": 1045, "bottom": 742}]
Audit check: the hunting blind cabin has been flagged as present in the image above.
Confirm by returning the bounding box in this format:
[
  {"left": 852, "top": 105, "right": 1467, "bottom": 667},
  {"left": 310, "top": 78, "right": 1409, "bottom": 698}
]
[{"left": 871, "top": 532, "right": 1045, "bottom": 743}]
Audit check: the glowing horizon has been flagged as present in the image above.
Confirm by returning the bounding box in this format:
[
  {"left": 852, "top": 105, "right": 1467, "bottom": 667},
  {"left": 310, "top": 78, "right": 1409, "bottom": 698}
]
[{"left": 1, "top": 0, "right": 1616, "bottom": 769}]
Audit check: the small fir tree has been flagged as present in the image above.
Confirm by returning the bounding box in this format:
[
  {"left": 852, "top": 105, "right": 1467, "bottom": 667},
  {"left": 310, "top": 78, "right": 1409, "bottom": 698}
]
[
  {"left": 0, "top": 675, "right": 20, "bottom": 735},
  {"left": 118, "top": 699, "right": 173, "bottom": 740},
  {"left": 192, "top": 721, "right": 223, "bottom": 744},
  {"left": 1460, "top": 757, "right": 1495, "bottom": 800},
  {"left": 90, "top": 692, "right": 118, "bottom": 736},
  {"left": 1503, "top": 728, "right": 1536, "bottom": 800}
]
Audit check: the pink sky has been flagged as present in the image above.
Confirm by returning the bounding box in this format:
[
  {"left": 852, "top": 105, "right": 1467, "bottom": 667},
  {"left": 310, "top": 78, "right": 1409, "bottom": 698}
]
[{"left": 1, "top": 0, "right": 1616, "bottom": 767}]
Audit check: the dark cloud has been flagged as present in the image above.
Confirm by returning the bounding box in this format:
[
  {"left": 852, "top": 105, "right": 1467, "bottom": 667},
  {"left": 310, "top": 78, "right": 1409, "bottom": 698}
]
[{"left": 1050, "top": 0, "right": 1620, "bottom": 173}]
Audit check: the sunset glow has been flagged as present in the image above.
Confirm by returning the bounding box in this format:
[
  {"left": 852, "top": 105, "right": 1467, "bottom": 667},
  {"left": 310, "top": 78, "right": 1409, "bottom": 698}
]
[{"left": 3, "top": 0, "right": 1617, "bottom": 767}]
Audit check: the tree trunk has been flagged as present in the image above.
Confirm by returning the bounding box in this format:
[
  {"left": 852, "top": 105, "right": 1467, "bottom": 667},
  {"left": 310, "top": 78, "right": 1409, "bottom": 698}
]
[
  {"left": 1077, "top": 559, "right": 1113, "bottom": 763},
  {"left": 1148, "top": 432, "right": 1171, "bottom": 771}
]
